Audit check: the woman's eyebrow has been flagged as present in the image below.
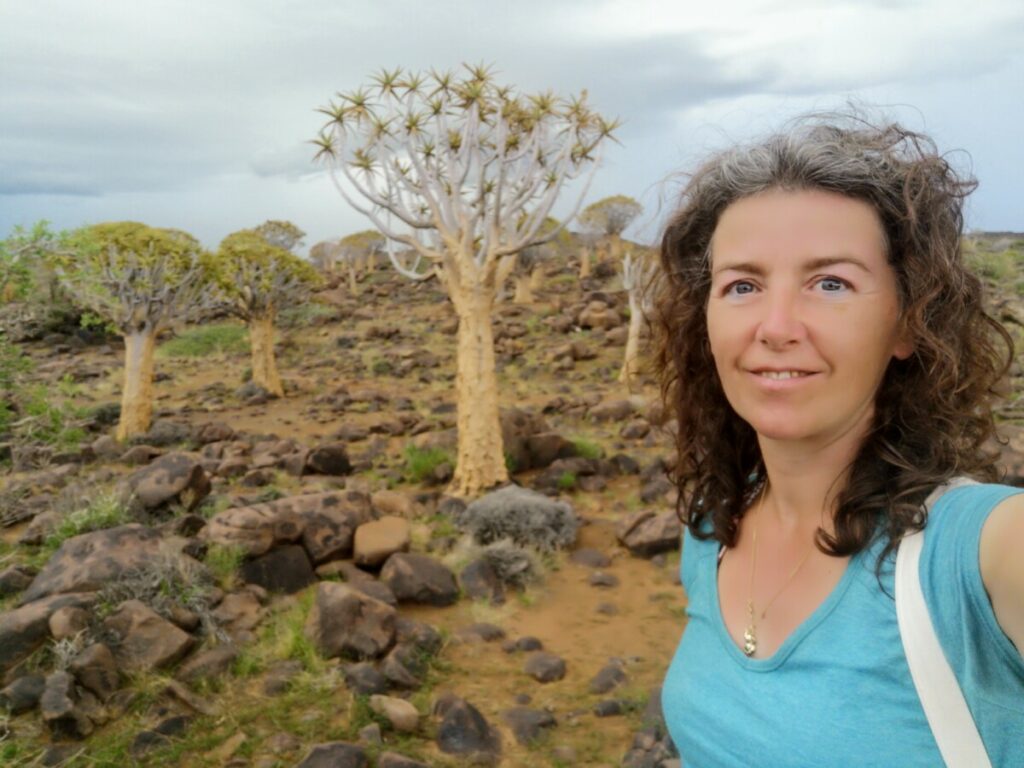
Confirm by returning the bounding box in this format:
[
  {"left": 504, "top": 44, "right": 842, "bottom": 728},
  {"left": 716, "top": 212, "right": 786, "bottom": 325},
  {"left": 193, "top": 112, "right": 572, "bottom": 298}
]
[{"left": 711, "top": 255, "right": 871, "bottom": 277}]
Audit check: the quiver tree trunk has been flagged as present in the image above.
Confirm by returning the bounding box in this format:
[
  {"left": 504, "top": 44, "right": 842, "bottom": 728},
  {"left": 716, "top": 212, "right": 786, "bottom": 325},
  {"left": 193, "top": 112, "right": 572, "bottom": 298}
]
[
  {"left": 348, "top": 263, "right": 359, "bottom": 296},
  {"left": 579, "top": 246, "right": 591, "bottom": 279},
  {"left": 619, "top": 293, "right": 645, "bottom": 388},
  {"left": 513, "top": 274, "right": 533, "bottom": 304},
  {"left": 609, "top": 233, "right": 623, "bottom": 260},
  {"left": 249, "top": 311, "right": 284, "bottom": 397},
  {"left": 116, "top": 330, "right": 157, "bottom": 441},
  {"left": 450, "top": 289, "right": 508, "bottom": 496},
  {"left": 529, "top": 264, "right": 544, "bottom": 292}
]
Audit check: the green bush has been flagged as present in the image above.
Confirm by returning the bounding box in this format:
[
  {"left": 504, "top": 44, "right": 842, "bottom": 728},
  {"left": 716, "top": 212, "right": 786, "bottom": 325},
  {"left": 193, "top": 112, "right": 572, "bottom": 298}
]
[
  {"left": 15, "top": 377, "right": 89, "bottom": 451},
  {"left": 203, "top": 543, "right": 247, "bottom": 590},
  {"left": 404, "top": 443, "right": 453, "bottom": 483},
  {"left": 44, "top": 491, "right": 131, "bottom": 551},
  {"left": 277, "top": 302, "right": 336, "bottom": 329},
  {"left": 572, "top": 438, "right": 604, "bottom": 460},
  {"left": 158, "top": 323, "right": 248, "bottom": 358},
  {"left": 556, "top": 471, "right": 577, "bottom": 491}
]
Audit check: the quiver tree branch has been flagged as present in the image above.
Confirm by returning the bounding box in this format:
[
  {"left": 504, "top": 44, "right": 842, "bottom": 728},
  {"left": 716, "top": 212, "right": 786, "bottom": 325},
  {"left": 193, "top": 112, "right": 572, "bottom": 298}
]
[{"left": 619, "top": 249, "right": 658, "bottom": 388}]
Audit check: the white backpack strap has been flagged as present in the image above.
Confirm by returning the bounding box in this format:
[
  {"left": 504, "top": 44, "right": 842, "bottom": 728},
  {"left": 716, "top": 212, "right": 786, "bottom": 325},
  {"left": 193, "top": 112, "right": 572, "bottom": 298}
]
[{"left": 895, "top": 477, "right": 990, "bottom": 768}]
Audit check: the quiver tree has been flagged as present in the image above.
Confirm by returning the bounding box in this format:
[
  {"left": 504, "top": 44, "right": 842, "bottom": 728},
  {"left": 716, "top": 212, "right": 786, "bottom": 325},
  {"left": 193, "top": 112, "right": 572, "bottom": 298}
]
[
  {"left": 315, "top": 64, "right": 618, "bottom": 495},
  {"left": 619, "top": 249, "right": 657, "bottom": 388},
  {"left": 56, "top": 222, "right": 214, "bottom": 440},
  {"left": 213, "top": 230, "right": 322, "bottom": 397},
  {"left": 252, "top": 220, "right": 305, "bottom": 252},
  {"left": 512, "top": 246, "right": 544, "bottom": 304},
  {"left": 579, "top": 194, "right": 642, "bottom": 260}
]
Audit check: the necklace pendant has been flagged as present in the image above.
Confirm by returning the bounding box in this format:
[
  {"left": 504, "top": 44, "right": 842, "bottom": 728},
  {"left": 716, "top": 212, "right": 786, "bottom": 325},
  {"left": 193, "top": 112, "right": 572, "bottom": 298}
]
[{"left": 743, "top": 625, "right": 757, "bottom": 657}]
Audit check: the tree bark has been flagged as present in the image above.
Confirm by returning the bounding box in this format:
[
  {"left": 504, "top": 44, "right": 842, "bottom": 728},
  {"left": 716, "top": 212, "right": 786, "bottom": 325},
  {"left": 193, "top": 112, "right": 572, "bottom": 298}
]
[
  {"left": 449, "top": 290, "right": 508, "bottom": 497},
  {"left": 609, "top": 233, "right": 623, "bottom": 260},
  {"left": 513, "top": 274, "right": 533, "bottom": 304},
  {"left": 116, "top": 330, "right": 157, "bottom": 441},
  {"left": 249, "top": 311, "right": 284, "bottom": 397},
  {"left": 579, "top": 246, "right": 591, "bottom": 279},
  {"left": 619, "top": 293, "right": 645, "bottom": 388},
  {"left": 529, "top": 263, "right": 544, "bottom": 292},
  {"left": 348, "top": 263, "right": 359, "bottom": 296}
]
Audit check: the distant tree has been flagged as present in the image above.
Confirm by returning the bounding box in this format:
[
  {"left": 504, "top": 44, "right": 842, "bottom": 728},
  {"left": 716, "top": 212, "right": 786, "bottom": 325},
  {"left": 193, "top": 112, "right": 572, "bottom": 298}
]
[
  {"left": 579, "top": 195, "right": 643, "bottom": 259},
  {"left": 252, "top": 220, "right": 305, "bottom": 252},
  {"left": 315, "top": 64, "right": 618, "bottom": 495},
  {"left": 55, "top": 222, "right": 214, "bottom": 440},
  {"left": 619, "top": 249, "right": 657, "bottom": 388},
  {"left": 213, "top": 230, "right": 322, "bottom": 397}
]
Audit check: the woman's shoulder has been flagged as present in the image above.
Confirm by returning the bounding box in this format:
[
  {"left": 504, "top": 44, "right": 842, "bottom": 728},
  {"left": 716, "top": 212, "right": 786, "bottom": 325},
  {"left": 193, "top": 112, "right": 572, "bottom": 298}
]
[{"left": 925, "top": 480, "right": 1022, "bottom": 538}]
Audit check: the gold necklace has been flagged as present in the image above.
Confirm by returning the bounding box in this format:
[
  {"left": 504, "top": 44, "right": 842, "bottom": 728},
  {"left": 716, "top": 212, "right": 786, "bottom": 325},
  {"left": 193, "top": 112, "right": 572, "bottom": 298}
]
[{"left": 742, "top": 482, "right": 816, "bottom": 658}]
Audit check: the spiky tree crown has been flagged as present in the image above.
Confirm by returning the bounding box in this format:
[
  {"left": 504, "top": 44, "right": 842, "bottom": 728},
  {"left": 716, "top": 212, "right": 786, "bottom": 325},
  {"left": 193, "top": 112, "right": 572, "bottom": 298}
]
[
  {"left": 579, "top": 195, "right": 643, "bottom": 237},
  {"left": 314, "top": 63, "right": 619, "bottom": 278}
]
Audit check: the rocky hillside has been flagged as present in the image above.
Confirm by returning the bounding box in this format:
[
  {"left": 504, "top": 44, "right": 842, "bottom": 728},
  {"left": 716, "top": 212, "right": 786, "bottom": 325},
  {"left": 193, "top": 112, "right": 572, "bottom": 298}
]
[{"left": 0, "top": 232, "right": 1022, "bottom": 767}]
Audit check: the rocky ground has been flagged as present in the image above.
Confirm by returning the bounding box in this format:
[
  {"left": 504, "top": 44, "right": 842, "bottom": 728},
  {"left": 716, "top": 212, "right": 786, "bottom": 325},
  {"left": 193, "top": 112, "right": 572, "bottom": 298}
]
[{"left": 1, "top": 233, "right": 1022, "bottom": 767}]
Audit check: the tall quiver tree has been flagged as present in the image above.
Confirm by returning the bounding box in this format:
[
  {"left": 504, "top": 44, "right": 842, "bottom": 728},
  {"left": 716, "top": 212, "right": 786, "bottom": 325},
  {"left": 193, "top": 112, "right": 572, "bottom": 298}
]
[
  {"left": 315, "top": 64, "right": 618, "bottom": 495},
  {"left": 619, "top": 249, "right": 657, "bottom": 389},
  {"left": 56, "top": 222, "right": 213, "bottom": 440},
  {"left": 579, "top": 195, "right": 642, "bottom": 261},
  {"left": 213, "top": 230, "right": 321, "bottom": 397}
]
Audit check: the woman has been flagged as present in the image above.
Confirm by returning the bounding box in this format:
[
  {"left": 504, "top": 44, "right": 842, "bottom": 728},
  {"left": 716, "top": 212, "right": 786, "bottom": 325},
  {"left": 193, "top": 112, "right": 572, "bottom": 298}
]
[{"left": 653, "top": 116, "right": 1024, "bottom": 766}]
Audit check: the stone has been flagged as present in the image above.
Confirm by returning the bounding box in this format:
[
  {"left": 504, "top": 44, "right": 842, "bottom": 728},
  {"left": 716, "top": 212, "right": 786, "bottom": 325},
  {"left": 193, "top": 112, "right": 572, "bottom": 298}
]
[
  {"left": 0, "top": 673, "right": 46, "bottom": 714},
  {"left": 502, "top": 706, "right": 557, "bottom": 745},
  {"left": 349, "top": 578, "right": 398, "bottom": 607},
  {"left": 589, "top": 571, "right": 620, "bottom": 588},
  {"left": 177, "top": 644, "right": 239, "bottom": 684},
  {"left": 589, "top": 398, "right": 636, "bottom": 422},
  {"left": 240, "top": 544, "right": 316, "bottom": 594},
  {"left": 589, "top": 661, "right": 627, "bottom": 694},
  {"left": 570, "top": 548, "right": 611, "bottom": 569},
  {"left": 621, "top": 419, "right": 651, "bottom": 440},
  {"left": 296, "top": 742, "right": 368, "bottom": 768},
  {"left": 459, "top": 557, "right": 506, "bottom": 604},
  {"left": 435, "top": 697, "right": 502, "bottom": 758},
  {"left": 0, "top": 593, "right": 96, "bottom": 679},
  {"left": 123, "top": 451, "right": 211, "bottom": 512},
  {"left": 524, "top": 432, "right": 578, "bottom": 470},
  {"left": 617, "top": 511, "right": 682, "bottom": 557},
  {"left": 40, "top": 671, "right": 93, "bottom": 739},
  {"left": 578, "top": 300, "right": 621, "bottom": 330},
  {"left": 212, "top": 590, "right": 264, "bottom": 638},
  {"left": 344, "top": 662, "right": 388, "bottom": 695},
  {"left": 377, "top": 752, "right": 430, "bottom": 768},
  {"left": 69, "top": 643, "right": 120, "bottom": 701},
  {"left": 594, "top": 699, "right": 624, "bottom": 717},
  {"left": 304, "top": 582, "right": 396, "bottom": 660},
  {"left": 90, "top": 435, "right": 122, "bottom": 461},
  {"left": 370, "top": 694, "right": 420, "bottom": 732},
  {"left": 120, "top": 444, "right": 164, "bottom": 466},
  {"left": 263, "top": 659, "right": 303, "bottom": 695},
  {"left": 305, "top": 443, "right": 353, "bottom": 476},
  {"left": 195, "top": 421, "right": 235, "bottom": 444},
  {"left": 358, "top": 723, "right": 383, "bottom": 745},
  {"left": 0, "top": 564, "right": 35, "bottom": 596},
  {"left": 353, "top": 517, "right": 411, "bottom": 568},
  {"left": 201, "top": 490, "right": 371, "bottom": 557},
  {"left": 640, "top": 476, "right": 675, "bottom": 503},
  {"left": 48, "top": 605, "right": 90, "bottom": 640},
  {"left": 18, "top": 525, "right": 167, "bottom": 604},
  {"left": 371, "top": 489, "right": 416, "bottom": 518},
  {"left": 456, "top": 623, "right": 506, "bottom": 643},
  {"left": 394, "top": 617, "right": 443, "bottom": 656},
  {"left": 380, "top": 643, "right": 426, "bottom": 689},
  {"left": 139, "top": 420, "right": 193, "bottom": 447},
  {"left": 524, "top": 652, "right": 566, "bottom": 683},
  {"left": 380, "top": 552, "right": 459, "bottom": 606},
  {"left": 103, "top": 600, "right": 196, "bottom": 671}
]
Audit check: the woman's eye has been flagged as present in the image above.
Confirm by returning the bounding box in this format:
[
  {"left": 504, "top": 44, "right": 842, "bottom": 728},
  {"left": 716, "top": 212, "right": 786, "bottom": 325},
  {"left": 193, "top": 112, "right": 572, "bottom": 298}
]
[
  {"left": 725, "top": 280, "right": 756, "bottom": 296},
  {"left": 817, "top": 277, "right": 848, "bottom": 292}
]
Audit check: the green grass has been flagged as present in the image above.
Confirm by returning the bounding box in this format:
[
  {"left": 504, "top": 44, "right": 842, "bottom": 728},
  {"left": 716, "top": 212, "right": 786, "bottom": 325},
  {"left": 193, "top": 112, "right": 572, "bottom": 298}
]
[
  {"left": 203, "top": 543, "right": 247, "bottom": 591},
  {"left": 158, "top": 323, "right": 249, "bottom": 358},
  {"left": 556, "top": 471, "right": 577, "bottom": 491},
  {"left": 571, "top": 437, "right": 604, "bottom": 460},
  {"left": 42, "top": 491, "right": 130, "bottom": 552},
  {"left": 403, "top": 443, "right": 453, "bottom": 483},
  {"left": 277, "top": 302, "right": 336, "bottom": 329}
]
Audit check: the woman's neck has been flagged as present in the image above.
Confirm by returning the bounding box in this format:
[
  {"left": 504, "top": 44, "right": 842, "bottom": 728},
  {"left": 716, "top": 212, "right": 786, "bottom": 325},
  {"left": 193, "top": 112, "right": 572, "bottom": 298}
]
[{"left": 756, "top": 424, "right": 869, "bottom": 536}]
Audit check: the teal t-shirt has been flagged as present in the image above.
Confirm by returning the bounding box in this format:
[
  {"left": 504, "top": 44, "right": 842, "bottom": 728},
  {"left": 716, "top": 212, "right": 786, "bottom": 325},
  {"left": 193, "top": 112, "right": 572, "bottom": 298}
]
[{"left": 662, "top": 483, "right": 1024, "bottom": 767}]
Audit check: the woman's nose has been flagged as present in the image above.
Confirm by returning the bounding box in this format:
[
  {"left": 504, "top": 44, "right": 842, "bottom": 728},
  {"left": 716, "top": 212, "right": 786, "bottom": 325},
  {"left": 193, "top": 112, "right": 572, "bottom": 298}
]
[{"left": 754, "top": 292, "right": 807, "bottom": 348}]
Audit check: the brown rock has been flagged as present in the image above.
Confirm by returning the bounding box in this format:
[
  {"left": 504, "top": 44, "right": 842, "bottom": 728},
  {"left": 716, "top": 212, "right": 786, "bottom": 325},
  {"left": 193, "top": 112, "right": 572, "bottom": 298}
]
[
  {"left": 354, "top": 517, "right": 411, "bottom": 568},
  {"left": 123, "top": 451, "right": 211, "bottom": 511},
  {"left": 304, "top": 582, "right": 396, "bottom": 660},
  {"left": 103, "top": 600, "right": 196, "bottom": 670},
  {"left": 381, "top": 553, "right": 459, "bottom": 606},
  {"left": 616, "top": 511, "right": 682, "bottom": 557}
]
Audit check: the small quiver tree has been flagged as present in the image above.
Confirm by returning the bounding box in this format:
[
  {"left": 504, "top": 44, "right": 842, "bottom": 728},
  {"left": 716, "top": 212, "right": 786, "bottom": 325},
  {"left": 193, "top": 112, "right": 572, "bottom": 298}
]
[
  {"left": 213, "top": 230, "right": 322, "bottom": 397},
  {"left": 620, "top": 249, "right": 657, "bottom": 389},
  {"left": 314, "top": 64, "right": 618, "bottom": 495},
  {"left": 252, "top": 220, "right": 305, "bottom": 252},
  {"left": 512, "top": 246, "right": 543, "bottom": 304},
  {"left": 56, "top": 222, "right": 214, "bottom": 440},
  {"left": 579, "top": 194, "right": 642, "bottom": 261}
]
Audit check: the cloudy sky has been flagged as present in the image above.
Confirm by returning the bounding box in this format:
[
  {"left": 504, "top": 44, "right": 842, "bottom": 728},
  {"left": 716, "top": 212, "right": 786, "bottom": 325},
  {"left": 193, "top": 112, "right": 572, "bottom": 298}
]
[{"left": 2, "top": 0, "right": 1022, "bottom": 253}]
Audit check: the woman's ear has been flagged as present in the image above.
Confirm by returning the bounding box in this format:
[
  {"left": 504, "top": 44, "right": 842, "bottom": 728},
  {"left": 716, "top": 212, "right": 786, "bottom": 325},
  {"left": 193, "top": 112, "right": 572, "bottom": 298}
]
[{"left": 892, "top": 320, "right": 915, "bottom": 361}]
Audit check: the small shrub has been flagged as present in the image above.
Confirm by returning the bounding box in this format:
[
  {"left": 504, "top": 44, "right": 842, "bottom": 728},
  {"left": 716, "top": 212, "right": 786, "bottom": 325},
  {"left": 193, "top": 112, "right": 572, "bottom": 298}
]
[
  {"left": 456, "top": 485, "right": 578, "bottom": 551},
  {"left": 203, "top": 543, "right": 247, "bottom": 590},
  {"left": 44, "top": 491, "right": 130, "bottom": 551},
  {"left": 480, "top": 540, "right": 538, "bottom": 588},
  {"left": 404, "top": 443, "right": 453, "bottom": 483},
  {"left": 556, "top": 471, "right": 577, "bottom": 491},
  {"left": 571, "top": 438, "right": 603, "bottom": 460},
  {"left": 277, "top": 302, "right": 335, "bottom": 329},
  {"left": 158, "top": 323, "right": 248, "bottom": 358}
]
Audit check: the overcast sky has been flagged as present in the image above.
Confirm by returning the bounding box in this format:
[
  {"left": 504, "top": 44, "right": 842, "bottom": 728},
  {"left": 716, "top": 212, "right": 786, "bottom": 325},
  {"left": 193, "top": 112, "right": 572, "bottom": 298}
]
[{"left": 2, "top": 0, "right": 1022, "bottom": 253}]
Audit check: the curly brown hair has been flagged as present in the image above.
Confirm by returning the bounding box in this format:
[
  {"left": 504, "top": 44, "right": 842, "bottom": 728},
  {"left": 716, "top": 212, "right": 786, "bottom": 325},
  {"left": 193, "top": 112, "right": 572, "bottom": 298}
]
[{"left": 651, "top": 114, "right": 1013, "bottom": 563}]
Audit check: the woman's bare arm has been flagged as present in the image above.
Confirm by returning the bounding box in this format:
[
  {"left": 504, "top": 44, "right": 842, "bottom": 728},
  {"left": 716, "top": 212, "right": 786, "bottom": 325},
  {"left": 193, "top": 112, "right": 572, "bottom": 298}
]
[{"left": 980, "top": 493, "right": 1024, "bottom": 655}]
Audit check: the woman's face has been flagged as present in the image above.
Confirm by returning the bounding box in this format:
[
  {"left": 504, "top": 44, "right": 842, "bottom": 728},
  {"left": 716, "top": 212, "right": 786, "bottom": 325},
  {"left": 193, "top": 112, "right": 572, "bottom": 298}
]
[{"left": 706, "top": 188, "right": 913, "bottom": 448}]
